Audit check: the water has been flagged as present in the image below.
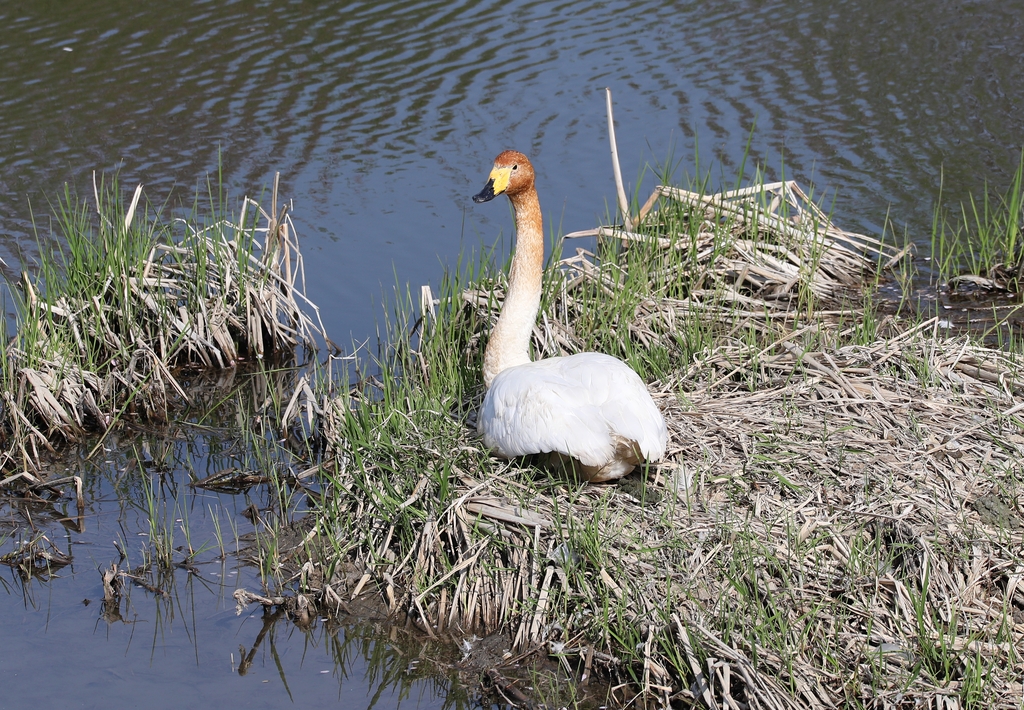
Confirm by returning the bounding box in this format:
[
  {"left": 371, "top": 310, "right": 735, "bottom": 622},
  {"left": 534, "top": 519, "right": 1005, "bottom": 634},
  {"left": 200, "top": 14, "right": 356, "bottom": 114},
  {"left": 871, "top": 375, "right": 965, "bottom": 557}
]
[
  {"left": 1, "top": 0, "right": 1022, "bottom": 706},
  {"left": 4, "top": 0, "right": 1023, "bottom": 339},
  {"left": 1, "top": 377, "right": 474, "bottom": 709}
]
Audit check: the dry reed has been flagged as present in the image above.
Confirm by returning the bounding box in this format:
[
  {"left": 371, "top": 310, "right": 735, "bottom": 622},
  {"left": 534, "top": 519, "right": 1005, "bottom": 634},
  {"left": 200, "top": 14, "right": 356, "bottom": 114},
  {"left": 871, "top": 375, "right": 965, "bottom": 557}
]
[{"left": 245, "top": 180, "right": 1024, "bottom": 707}]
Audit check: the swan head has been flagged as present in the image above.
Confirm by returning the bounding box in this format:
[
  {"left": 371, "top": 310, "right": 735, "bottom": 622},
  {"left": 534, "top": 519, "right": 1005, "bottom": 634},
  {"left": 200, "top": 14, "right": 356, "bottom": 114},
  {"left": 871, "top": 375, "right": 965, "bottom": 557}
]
[{"left": 473, "top": 150, "right": 534, "bottom": 203}]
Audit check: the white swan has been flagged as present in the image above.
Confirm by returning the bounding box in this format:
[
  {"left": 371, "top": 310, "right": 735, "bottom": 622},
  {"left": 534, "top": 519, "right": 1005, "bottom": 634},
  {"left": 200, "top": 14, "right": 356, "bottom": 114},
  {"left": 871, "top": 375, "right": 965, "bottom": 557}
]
[{"left": 472, "top": 150, "right": 668, "bottom": 482}]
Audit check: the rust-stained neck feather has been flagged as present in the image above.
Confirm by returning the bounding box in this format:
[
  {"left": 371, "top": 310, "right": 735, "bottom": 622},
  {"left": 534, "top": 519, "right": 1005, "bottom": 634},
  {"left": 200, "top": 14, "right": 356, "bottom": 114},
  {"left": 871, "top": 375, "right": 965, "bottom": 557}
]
[{"left": 483, "top": 179, "right": 544, "bottom": 387}]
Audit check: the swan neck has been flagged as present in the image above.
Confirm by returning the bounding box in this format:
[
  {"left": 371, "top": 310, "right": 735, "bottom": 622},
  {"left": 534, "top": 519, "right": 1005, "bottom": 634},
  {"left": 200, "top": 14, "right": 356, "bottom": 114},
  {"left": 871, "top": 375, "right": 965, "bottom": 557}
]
[{"left": 484, "top": 188, "right": 544, "bottom": 387}]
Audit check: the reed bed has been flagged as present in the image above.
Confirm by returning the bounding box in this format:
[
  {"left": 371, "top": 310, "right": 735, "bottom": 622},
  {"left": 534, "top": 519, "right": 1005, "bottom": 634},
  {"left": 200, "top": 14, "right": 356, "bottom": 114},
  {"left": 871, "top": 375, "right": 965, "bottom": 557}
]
[
  {"left": 0, "top": 174, "right": 322, "bottom": 472},
  {"left": 244, "top": 178, "right": 1024, "bottom": 708}
]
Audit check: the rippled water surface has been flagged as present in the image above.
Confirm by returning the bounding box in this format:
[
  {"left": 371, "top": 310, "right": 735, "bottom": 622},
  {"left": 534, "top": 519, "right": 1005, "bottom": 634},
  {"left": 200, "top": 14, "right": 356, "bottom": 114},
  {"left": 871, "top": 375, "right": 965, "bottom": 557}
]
[
  {"left": 3, "top": 0, "right": 1023, "bottom": 337},
  {"left": 2, "top": 0, "right": 1023, "bottom": 706}
]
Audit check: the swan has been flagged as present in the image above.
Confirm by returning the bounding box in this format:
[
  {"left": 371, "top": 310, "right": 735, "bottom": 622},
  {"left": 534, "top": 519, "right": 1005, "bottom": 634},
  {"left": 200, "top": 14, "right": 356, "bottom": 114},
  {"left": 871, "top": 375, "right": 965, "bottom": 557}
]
[{"left": 472, "top": 150, "right": 668, "bottom": 482}]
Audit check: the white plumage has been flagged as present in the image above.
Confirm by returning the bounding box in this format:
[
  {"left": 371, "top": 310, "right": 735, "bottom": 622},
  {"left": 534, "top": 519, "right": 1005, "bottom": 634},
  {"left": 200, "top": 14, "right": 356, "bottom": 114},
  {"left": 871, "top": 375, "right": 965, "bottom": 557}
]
[
  {"left": 471, "top": 150, "right": 668, "bottom": 482},
  {"left": 479, "top": 353, "right": 668, "bottom": 481}
]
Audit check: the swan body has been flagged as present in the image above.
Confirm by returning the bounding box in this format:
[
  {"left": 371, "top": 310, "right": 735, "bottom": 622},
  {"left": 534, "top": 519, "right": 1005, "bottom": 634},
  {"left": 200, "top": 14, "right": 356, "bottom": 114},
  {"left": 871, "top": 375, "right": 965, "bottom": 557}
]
[{"left": 472, "top": 150, "right": 668, "bottom": 482}]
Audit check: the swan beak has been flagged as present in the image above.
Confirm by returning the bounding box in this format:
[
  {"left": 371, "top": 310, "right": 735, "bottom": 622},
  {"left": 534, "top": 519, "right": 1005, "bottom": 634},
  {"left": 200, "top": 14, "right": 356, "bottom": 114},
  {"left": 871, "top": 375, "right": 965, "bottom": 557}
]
[
  {"left": 473, "top": 179, "right": 496, "bottom": 203},
  {"left": 473, "top": 166, "right": 512, "bottom": 203}
]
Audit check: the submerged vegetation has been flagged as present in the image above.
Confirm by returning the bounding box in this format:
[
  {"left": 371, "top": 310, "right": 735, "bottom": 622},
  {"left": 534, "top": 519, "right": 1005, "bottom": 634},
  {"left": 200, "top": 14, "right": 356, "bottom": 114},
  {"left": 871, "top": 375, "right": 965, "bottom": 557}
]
[{"left": 3, "top": 153, "right": 1024, "bottom": 708}]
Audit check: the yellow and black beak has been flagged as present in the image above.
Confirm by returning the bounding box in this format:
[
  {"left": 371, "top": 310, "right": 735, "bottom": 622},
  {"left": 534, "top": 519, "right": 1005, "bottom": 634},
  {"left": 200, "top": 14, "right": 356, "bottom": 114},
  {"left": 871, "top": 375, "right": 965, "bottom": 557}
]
[
  {"left": 472, "top": 166, "right": 512, "bottom": 203},
  {"left": 472, "top": 179, "right": 496, "bottom": 203}
]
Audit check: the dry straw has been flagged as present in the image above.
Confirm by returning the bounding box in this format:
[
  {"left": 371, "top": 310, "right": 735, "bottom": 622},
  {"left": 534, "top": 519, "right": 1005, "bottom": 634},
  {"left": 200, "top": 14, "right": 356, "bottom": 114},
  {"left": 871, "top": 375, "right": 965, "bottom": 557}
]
[
  {"left": 6, "top": 153, "right": 1021, "bottom": 706},
  {"left": 266, "top": 170, "right": 1024, "bottom": 707}
]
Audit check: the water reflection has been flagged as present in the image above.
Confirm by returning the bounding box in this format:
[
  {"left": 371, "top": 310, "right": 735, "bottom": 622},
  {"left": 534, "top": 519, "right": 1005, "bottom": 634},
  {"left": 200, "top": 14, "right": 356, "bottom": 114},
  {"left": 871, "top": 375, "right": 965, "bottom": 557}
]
[
  {"left": 2, "top": 565, "right": 470, "bottom": 709},
  {"left": 0, "top": 366, "right": 474, "bottom": 709},
  {"left": 236, "top": 612, "right": 469, "bottom": 709}
]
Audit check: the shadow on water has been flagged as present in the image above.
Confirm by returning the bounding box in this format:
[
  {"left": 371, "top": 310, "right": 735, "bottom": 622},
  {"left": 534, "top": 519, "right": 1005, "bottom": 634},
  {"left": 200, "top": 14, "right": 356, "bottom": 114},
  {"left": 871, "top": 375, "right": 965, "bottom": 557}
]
[{"left": 0, "top": 365, "right": 479, "bottom": 709}]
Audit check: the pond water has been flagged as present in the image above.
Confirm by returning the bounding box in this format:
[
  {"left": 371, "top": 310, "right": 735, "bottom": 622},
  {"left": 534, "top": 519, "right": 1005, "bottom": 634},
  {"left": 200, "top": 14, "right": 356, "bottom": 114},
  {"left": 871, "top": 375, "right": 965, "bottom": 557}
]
[
  {"left": 1, "top": 371, "right": 476, "bottom": 709},
  {"left": 1, "top": 0, "right": 1022, "bottom": 707}
]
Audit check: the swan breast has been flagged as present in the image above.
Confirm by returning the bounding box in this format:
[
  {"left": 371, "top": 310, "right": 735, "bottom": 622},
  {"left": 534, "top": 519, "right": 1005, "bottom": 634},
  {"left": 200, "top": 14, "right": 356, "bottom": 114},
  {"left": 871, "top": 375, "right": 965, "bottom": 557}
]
[{"left": 477, "top": 352, "right": 667, "bottom": 473}]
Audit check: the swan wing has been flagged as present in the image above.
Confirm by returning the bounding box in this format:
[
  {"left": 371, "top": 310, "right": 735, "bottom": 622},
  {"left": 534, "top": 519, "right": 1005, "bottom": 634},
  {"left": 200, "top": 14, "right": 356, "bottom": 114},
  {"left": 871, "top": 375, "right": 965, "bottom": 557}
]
[
  {"left": 554, "top": 353, "right": 668, "bottom": 461},
  {"left": 478, "top": 353, "right": 667, "bottom": 467}
]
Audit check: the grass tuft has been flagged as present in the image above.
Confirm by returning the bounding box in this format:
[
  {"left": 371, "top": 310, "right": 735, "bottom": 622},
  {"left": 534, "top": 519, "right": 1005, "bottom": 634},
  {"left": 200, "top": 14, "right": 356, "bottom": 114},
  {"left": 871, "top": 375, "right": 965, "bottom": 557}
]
[
  {"left": 0, "top": 172, "right": 322, "bottom": 470},
  {"left": 931, "top": 153, "right": 1024, "bottom": 295},
  {"left": 5, "top": 160, "right": 1024, "bottom": 707}
]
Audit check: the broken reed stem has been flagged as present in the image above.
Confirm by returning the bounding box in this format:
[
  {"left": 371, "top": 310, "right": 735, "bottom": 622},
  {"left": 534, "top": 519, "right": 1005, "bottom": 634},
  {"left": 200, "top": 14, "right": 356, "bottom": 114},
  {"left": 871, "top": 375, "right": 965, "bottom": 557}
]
[{"left": 605, "top": 88, "right": 631, "bottom": 227}]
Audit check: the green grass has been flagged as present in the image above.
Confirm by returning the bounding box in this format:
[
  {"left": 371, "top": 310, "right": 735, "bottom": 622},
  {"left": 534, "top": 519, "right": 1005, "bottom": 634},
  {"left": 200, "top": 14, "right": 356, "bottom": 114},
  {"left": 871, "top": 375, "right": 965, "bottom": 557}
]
[
  {"left": 5, "top": 158, "right": 1024, "bottom": 709},
  {"left": 930, "top": 152, "right": 1024, "bottom": 289},
  {"left": 278, "top": 160, "right": 1024, "bottom": 708}
]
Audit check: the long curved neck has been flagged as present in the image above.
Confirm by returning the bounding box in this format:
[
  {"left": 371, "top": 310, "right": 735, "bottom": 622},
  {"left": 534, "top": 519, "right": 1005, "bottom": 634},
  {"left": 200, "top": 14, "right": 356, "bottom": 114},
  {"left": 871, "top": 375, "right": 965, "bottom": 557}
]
[{"left": 483, "top": 188, "right": 544, "bottom": 387}]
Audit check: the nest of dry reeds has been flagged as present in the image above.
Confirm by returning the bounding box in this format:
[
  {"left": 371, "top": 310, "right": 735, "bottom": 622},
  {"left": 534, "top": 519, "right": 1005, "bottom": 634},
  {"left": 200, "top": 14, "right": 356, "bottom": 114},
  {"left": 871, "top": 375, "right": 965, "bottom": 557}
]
[{"left": 265, "top": 179, "right": 1024, "bottom": 709}]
